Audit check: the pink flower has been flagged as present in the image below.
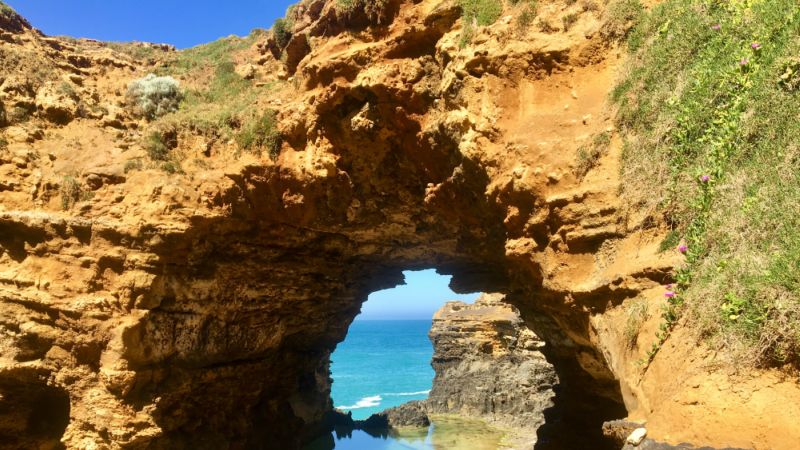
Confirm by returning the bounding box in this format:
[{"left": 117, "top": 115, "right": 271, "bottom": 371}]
[
  {"left": 700, "top": 175, "right": 710, "bottom": 183},
  {"left": 678, "top": 245, "right": 688, "bottom": 253},
  {"left": 665, "top": 291, "right": 676, "bottom": 298},
  {"left": 666, "top": 284, "right": 674, "bottom": 289},
  {"left": 711, "top": 24, "right": 721, "bottom": 30},
  {"left": 740, "top": 58, "right": 749, "bottom": 66},
  {"left": 751, "top": 42, "right": 761, "bottom": 50}
]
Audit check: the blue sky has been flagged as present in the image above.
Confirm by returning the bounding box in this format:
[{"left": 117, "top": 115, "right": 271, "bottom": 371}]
[
  {"left": 358, "top": 270, "right": 480, "bottom": 321},
  {"left": 5, "top": 0, "right": 297, "bottom": 49}
]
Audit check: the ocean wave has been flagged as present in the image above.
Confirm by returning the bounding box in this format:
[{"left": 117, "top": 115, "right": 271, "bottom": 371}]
[
  {"left": 337, "top": 395, "right": 382, "bottom": 410},
  {"left": 383, "top": 390, "right": 430, "bottom": 397}
]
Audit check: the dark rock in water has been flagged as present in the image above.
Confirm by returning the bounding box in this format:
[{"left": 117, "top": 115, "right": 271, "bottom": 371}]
[
  {"left": 426, "top": 293, "right": 557, "bottom": 431},
  {"left": 622, "top": 440, "right": 751, "bottom": 450},
  {"left": 355, "top": 400, "right": 430, "bottom": 430},
  {"left": 326, "top": 409, "right": 355, "bottom": 428}
]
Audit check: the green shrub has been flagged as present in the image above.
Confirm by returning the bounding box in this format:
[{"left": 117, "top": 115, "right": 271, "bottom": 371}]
[
  {"left": 144, "top": 132, "right": 170, "bottom": 161},
  {"left": 124, "top": 159, "right": 143, "bottom": 173},
  {"left": 128, "top": 74, "right": 182, "bottom": 120},
  {"left": 515, "top": 0, "right": 538, "bottom": 32},
  {"left": 160, "top": 161, "right": 180, "bottom": 174},
  {"left": 602, "top": 0, "right": 644, "bottom": 43},
  {"left": 336, "top": 0, "right": 391, "bottom": 24},
  {"left": 273, "top": 17, "right": 292, "bottom": 48},
  {"left": 236, "top": 110, "right": 282, "bottom": 159},
  {"left": 460, "top": 0, "right": 503, "bottom": 27},
  {"left": 562, "top": 13, "right": 579, "bottom": 31}
]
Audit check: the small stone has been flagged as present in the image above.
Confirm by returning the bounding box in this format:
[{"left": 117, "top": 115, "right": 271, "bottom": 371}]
[
  {"left": 5, "top": 126, "right": 32, "bottom": 143},
  {"left": 627, "top": 427, "right": 647, "bottom": 446},
  {"left": 11, "top": 156, "right": 27, "bottom": 168},
  {"left": 85, "top": 174, "right": 103, "bottom": 190},
  {"left": 236, "top": 63, "right": 257, "bottom": 80}
]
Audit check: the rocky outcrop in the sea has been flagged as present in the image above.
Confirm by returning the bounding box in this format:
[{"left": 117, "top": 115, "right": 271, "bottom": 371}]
[
  {"left": 427, "top": 293, "right": 556, "bottom": 432},
  {"left": 355, "top": 400, "right": 430, "bottom": 429}
]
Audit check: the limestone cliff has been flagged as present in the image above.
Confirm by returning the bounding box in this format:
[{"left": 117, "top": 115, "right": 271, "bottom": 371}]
[
  {"left": 427, "top": 294, "right": 556, "bottom": 435},
  {"left": 1, "top": 1, "right": 799, "bottom": 449}
]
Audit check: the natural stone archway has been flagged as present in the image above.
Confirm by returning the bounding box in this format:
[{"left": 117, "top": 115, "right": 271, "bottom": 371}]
[{"left": 0, "top": 1, "right": 683, "bottom": 449}]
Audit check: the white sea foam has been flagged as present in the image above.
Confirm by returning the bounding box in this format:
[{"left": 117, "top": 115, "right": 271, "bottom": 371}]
[
  {"left": 337, "top": 395, "right": 382, "bottom": 410},
  {"left": 383, "top": 390, "right": 430, "bottom": 397}
]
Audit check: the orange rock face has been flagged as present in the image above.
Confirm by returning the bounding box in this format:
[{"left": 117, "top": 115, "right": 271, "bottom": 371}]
[{"left": 1, "top": 1, "right": 799, "bottom": 449}]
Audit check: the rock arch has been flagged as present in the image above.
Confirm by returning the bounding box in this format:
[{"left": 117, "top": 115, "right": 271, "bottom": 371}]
[{"left": 0, "top": 1, "right": 678, "bottom": 449}]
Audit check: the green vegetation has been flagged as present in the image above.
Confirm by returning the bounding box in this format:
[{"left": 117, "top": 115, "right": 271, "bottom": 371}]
[
  {"left": 512, "top": 0, "right": 538, "bottom": 32},
  {"left": 602, "top": 0, "right": 645, "bottom": 43},
  {"left": 105, "top": 42, "right": 160, "bottom": 61},
  {"left": 0, "top": 137, "right": 7, "bottom": 151},
  {"left": 123, "top": 159, "right": 143, "bottom": 173},
  {"left": 460, "top": 0, "right": 503, "bottom": 27},
  {"left": 128, "top": 74, "right": 183, "bottom": 120},
  {"left": 144, "top": 132, "right": 170, "bottom": 161},
  {"left": 236, "top": 110, "right": 282, "bottom": 160},
  {"left": 613, "top": 0, "right": 800, "bottom": 367},
  {"left": 273, "top": 17, "right": 293, "bottom": 48},
  {"left": 336, "top": 0, "right": 391, "bottom": 23},
  {"left": 457, "top": 0, "right": 503, "bottom": 47},
  {"left": 160, "top": 35, "right": 258, "bottom": 76},
  {"left": 562, "top": 13, "right": 579, "bottom": 31},
  {"left": 575, "top": 132, "right": 611, "bottom": 178},
  {"left": 0, "top": 1, "right": 15, "bottom": 17},
  {"left": 60, "top": 176, "right": 81, "bottom": 210},
  {"left": 142, "top": 131, "right": 185, "bottom": 173},
  {"left": 148, "top": 33, "right": 283, "bottom": 160}
]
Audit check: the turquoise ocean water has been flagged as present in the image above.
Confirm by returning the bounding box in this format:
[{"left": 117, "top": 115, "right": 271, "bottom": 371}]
[
  {"left": 308, "top": 319, "right": 507, "bottom": 450},
  {"left": 331, "top": 320, "right": 434, "bottom": 420}
]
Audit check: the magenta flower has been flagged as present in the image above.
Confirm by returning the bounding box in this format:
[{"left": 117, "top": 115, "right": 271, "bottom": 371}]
[
  {"left": 700, "top": 175, "right": 710, "bottom": 183},
  {"left": 740, "top": 58, "right": 749, "bottom": 66},
  {"left": 711, "top": 24, "right": 721, "bottom": 30},
  {"left": 678, "top": 245, "right": 688, "bottom": 253},
  {"left": 665, "top": 291, "right": 676, "bottom": 298},
  {"left": 751, "top": 42, "right": 761, "bottom": 50}
]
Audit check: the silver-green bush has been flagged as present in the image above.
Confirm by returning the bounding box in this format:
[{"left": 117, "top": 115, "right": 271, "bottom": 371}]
[{"left": 128, "top": 74, "right": 182, "bottom": 120}]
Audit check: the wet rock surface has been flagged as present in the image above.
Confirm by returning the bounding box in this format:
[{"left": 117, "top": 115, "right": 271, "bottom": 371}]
[{"left": 355, "top": 400, "right": 430, "bottom": 429}]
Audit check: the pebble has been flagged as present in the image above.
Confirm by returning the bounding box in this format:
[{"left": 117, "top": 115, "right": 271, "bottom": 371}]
[{"left": 627, "top": 427, "right": 647, "bottom": 446}]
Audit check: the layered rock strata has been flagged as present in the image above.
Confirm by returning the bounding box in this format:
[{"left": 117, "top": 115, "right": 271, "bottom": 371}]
[{"left": 427, "top": 293, "right": 556, "bottom": 433}]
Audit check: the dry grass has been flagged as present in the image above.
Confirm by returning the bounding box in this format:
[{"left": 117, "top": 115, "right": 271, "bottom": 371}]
[{"left": 624, "top": 300, "right": 650, "bottom": 350}]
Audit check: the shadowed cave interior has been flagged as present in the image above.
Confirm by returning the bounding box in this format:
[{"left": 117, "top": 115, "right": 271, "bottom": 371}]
[{"left": 309, "top": 267, "right": 627, "bottom": 450}]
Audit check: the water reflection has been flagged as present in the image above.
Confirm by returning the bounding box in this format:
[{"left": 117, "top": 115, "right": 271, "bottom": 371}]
[{"left": 304, "top": 416, "right": 507, "bottom": 450}]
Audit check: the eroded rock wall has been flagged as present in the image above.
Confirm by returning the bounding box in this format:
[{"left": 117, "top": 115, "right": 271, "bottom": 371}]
[
  {"left": 427, "top": 293, "right": 556, "bottom": 434},
  {"left": 1, "top": 1, "right": 799, "bottom": 449}
]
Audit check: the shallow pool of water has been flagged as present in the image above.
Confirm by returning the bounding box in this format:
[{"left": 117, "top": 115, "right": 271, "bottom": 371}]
[{"left": 304, "top": 416, "right": 508, "bottom": 450}]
